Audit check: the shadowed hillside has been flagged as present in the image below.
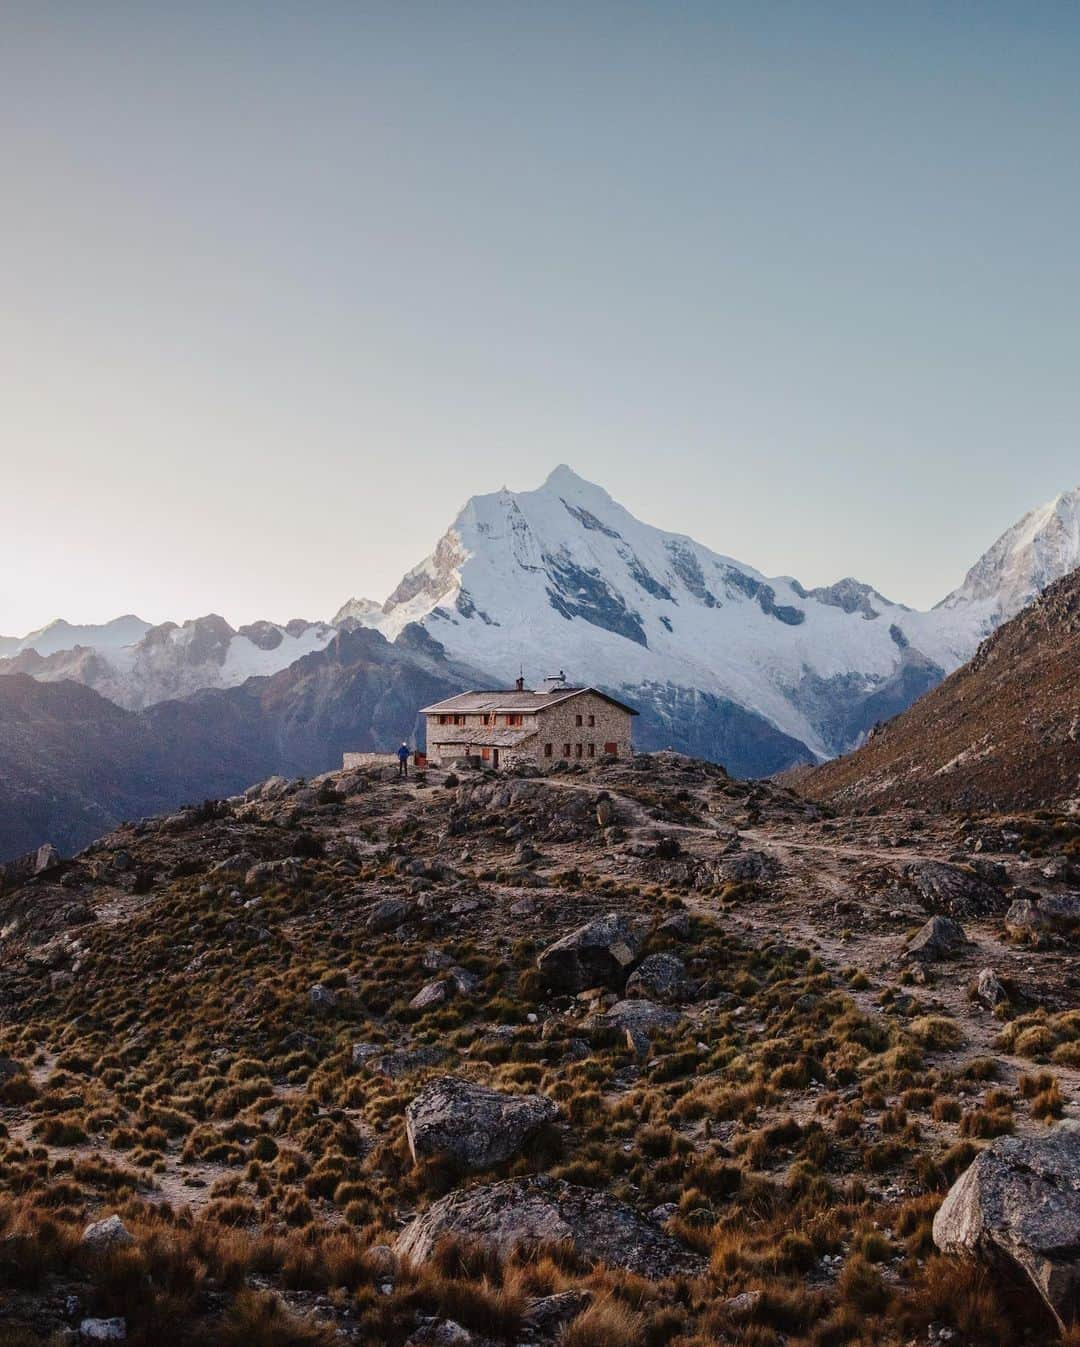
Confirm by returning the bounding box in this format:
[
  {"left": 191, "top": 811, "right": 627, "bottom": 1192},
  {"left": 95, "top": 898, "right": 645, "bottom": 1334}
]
[{"left": 804, "top": 570, "right": 1080, "bottom": 813}]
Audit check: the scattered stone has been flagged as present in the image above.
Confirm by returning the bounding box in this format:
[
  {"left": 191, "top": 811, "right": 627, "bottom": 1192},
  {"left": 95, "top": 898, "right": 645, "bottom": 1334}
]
[
  {"left": 367, "top": 896, "right": 417, "bottom": 933},
  {"left": 245, "top": 857, "right": 303, "bottom": 888},
  {"left": 395, "top": 1175, "right": 703, "bottom": 1277},
  {"left": 1006, "top": 892, "right": 1080, "bottom": 941},
  {"left": 932, "top": 1125, "right": 1080, "bottom": 1330},
  {"left": 973, "top": 967, "right": 1008, "bottom": 1010},
  {"left": 716, "top": 850, "right": 775, "bottom": 884},
  {"left": 592, "top": 998, "right": 683, "bottom": 1040},
  {"left": 81, "top": 1215, "right": 133, "bottom": 1251},
  {"left": 409, "top": 980, "right": 449, "bottom": 1011},
  {"left": 658, "top": 910, "right": 692, "bottom": 940},
  {"left": 903, "top": 915, "right": 968, "bottom": 963},
  {"left": 537, "top": 912, "right": 646, "bottom": 992},
  {"left": 79, "top": 1320, "right": 126, "bottom": 1343},
  {"left": 370, "top": 1047, "right": 449, "bottom": 1079},
  {"left": 522, "top": 1290, "right": 592, "bottom": 1333},
  {"left": 721, "top": 1291, "right": 764, "bottom": 1321},
  {"left": 405, "top": 1077, "right": 559, "bottom": 1170},
  {"left": 625, "top": 951, "right": 694, "bottom": 1003},
  {"left": 308, "top": 983, "right": 337, "bottom": 1013}
]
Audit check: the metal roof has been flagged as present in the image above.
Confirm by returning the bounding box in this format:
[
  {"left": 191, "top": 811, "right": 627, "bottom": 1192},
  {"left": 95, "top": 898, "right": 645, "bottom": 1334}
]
[{"left": 419, "top": 686, "right": 638, "bottom": 716}]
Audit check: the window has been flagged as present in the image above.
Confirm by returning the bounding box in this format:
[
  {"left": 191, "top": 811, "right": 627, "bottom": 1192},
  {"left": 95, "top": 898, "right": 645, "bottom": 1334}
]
[
  {"left": 575, "top": 713, "right": 583, "bottom": 726},
  {"left": 604, "top": 741, "right": 618, "bottom": 756},
  {"left": 544, "top": 742, "right": 553, "bottom": 758},
  {"left": 481, "top": 747, "right": 491, "bottom": 761},
  {"left": 438, "top": 714, "right": 448, "bottom": 725},
  {"left": 587, "top": 714, "right": 595, "bottom": 727},
  {"left": 504, "top": 713, "right": 523, "bottom": 727},
  {"left": 588, "top": 743, "right": 595, "bottom": 758},
  {"left": 454, "top": 714, "right": 465, "bottom": 726},
  {"left": 563, "top": 743, "right": 571, "bottom": 757},
  {"left": 575, "top": 743, "right": 583, "bottom": 758}
]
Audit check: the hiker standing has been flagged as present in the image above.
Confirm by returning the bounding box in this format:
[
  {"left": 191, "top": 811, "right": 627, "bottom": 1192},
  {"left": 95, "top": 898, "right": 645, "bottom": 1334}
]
[{"left": 397, "top": 743, "right": 409, "bottom": 778}]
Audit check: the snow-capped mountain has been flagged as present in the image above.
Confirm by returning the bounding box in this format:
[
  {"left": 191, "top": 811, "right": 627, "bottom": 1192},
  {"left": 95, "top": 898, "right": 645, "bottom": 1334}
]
[
  {"left": 0, "top": 614, "right": 336, "bottom": 711},
  {"left": 0, "top": 614, "right": 152, "bottom": 660},
  {"left": 934, "top": 485, "right": 1080, "bottom": 642},
  {"left": 342, "top": 467, "right": 1080, "bottom": 773}
]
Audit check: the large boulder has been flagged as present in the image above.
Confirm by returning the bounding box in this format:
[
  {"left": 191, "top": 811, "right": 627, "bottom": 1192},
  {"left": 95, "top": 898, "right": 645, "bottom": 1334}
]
[
  {"left": 405, "top": 1077, "right": 558, "bottom": 1171},
  {"left": 537, "top": 912, "right": 646, "bottom": 992},
  {"left": 395, "top": 1176, "right": 702, "bottom": 1277},
  {"left": 1006, "top": 892, "right": 1080, "bottom": 941},
  {"left": 903, "top": 915, "right": 968, "bottom": 964},
  {"left": 932, "top": 1126, "right": 1080, "bottom": 1331},
  {"left": 626, "top": 952, "right": 694, "bottom": 1003},
  {"left": 902, "top": 861, "right": 1004, "bottom": 919}
]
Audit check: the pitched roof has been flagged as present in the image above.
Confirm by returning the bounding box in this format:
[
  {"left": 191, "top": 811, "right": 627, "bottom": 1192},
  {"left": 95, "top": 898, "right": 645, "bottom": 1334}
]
[{"left": 420, "top": 686, "right": 638, "bottom": 716}]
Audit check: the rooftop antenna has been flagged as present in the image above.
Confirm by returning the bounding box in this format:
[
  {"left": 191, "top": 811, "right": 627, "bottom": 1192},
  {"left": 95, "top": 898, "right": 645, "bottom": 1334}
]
[{"left": 515, "top": 664, "right": 525, "bottom": 693}]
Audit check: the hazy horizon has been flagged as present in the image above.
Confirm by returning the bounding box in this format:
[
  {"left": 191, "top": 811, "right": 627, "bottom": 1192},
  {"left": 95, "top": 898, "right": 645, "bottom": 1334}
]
[{"left": 4, "top": 4, "right": 1079, "bottom": 632}]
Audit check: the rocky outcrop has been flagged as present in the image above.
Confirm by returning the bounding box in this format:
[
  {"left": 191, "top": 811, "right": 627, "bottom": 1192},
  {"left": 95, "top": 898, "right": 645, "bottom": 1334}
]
[
  {"left": 537, "top": 912, "right": 647, "bottom": 992},
  {"left": 1006, "top": 892, "right": 1080, "bottom": 941},
  {"left": 395, "top": 1176, "right": 703, "bottom": 1277},
  {"left": 903, "top": 915, "right": 968, "bottom": 963},
  {"left": 902, "top": 860, "right": 1005, "bottom": 919},
  {"left": 405, "top": 1077, "right": 559, "bottom": 1170},
  {"left": 932, "top": 1126, "right": 1080, "bottom": 1330}
]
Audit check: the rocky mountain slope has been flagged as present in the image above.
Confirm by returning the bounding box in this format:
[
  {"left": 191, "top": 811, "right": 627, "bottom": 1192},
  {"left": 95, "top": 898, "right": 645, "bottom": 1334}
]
[
  {"left": 803, "top": 570, "right": 1080, "bottom": 814},
  {"left": 339, "top": 468, "right": 1080, "bottom": 774},
  {"left": 0, "top": 751, "right": 1075, "bottom": 1344},
  {"left": 0, "top": 627, "right": 487, "bottom": 859}
]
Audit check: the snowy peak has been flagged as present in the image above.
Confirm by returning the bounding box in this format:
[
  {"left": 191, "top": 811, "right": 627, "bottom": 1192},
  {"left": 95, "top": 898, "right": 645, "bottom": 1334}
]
[
  {"left": 0, "top": 613, "right": 336, "bottom": 711},
  {"left": 941, "top": 484, "right": 1080, "bottom": 620},
  {"left": 0, "top": 614, "right": 152, "bottom": 660}
]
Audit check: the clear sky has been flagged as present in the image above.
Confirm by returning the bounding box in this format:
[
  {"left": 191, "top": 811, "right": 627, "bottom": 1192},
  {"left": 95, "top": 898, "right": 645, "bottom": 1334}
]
[{"left": 2, "top": 2, "right": 1078, "bottom": 634}]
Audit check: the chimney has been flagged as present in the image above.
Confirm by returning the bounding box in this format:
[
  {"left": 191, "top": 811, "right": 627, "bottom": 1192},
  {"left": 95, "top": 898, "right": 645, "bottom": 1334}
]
[{"left": 515, "top": 674, "right": 525, "bottom": 692}]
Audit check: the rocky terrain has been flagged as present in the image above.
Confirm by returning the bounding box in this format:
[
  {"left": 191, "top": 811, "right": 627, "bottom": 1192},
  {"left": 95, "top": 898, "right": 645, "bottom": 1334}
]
[
  {"left": 803, "top": 570, "right": 1080, "bottom": 815},
  {"left": 0, "top": 752, "right": 1077, "bottom": 1345}
]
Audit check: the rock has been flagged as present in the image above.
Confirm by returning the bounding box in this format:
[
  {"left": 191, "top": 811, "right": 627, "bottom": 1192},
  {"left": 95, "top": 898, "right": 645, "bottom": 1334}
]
[
  {"left": 370, "top": 1046, "right": 448, "bottom": 1079},
  {"left": 409, "top": 980, "right": 449, "bottom": 1011},
  {"left": 1006, "top": 892, "right": 1080, "bottom": 940},
  {"left": 903, "top": 915, "right": 968, "bottom": 963},
  {"left": 365, "top": 1243, "right": 396, "bottom": 1276},
  {"left": 308, "top": 983, "right": 337, "bottom": 1013},
  {"left": 79, "top": 1321, "right": 126, "bottom": 1344},
  {"left": 408, "top": 1322, "right": 473, "bottom": 1347},
  {"left": 932, "top": 1126, "right": 1080, "bottom": 1330},
  {"left": 367, "top": 896, "right": 417, "bottom": 933},
  {"left": 81, "top": 1215, "right": 134, "bottom": 1251},
  {"left": 716, "top": 850, "right": 775, "bottom": 884},
  {"left": 522, "top": 1290, "right": 592, "bottom": 1333},
  {"left": 593, "top": 998, "right": 683, "bottom": 1040},
  {"left": 405, "top": 1077, "right": 559, "bottom": 1171},
  {"left": 722, "top": 1291, "right": 764, "bottom": 1321},
  {"left": 974, "top": 967, "right": 1008, "bottom": 1010},
  {"left": 34, "top": 843, "right": 61, "bottom": 874},
  {"left": 537, "top": 912, "right": 646, "bottom": 992},
  {"left": 210, "top": 853, "right": 254, "bottom": 877},
  {"left": 902, "top": 860, "right": 1004, "bottom": 919},
  {"left": 658, "top": 911, "right": 692, "bottom": 940},
  {"left": 625, "top": 952, "right": 694, "bottom": 1003},
  {"left": 395, "top": 1176, "right": 703, "bottom": 1277},
  {"left": 245, "top": 857, "right": 303, "bottom": 888}
]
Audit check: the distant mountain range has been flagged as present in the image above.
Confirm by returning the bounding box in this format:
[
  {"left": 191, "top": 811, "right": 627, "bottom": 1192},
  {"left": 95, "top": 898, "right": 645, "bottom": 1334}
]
[
  {"left": 1, "top": 468, "right": 1077, "bottom": 857},
  {"left": 0, "top": 626, "right": 485, "bottom": 859},
  {"left": 5, "top": 471, "right": 1078, "bottom": 766},
  {"left": 804, "top": 568, "right": 1080, "bottom": 814}
]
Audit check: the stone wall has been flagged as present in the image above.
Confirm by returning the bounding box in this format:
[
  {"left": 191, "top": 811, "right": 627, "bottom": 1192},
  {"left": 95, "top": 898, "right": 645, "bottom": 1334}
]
[
  {"left": 342, "top": 752, "right": 399, "bottom": 770},
  {"left": 425, "top": 691, "right": 633, "bottom": 768}
]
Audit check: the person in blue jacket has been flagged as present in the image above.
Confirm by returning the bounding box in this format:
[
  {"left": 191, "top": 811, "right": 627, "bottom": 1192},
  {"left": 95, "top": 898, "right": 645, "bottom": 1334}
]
[{"left": 397, "top": 743, "right": 410, "bottom": 778}]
